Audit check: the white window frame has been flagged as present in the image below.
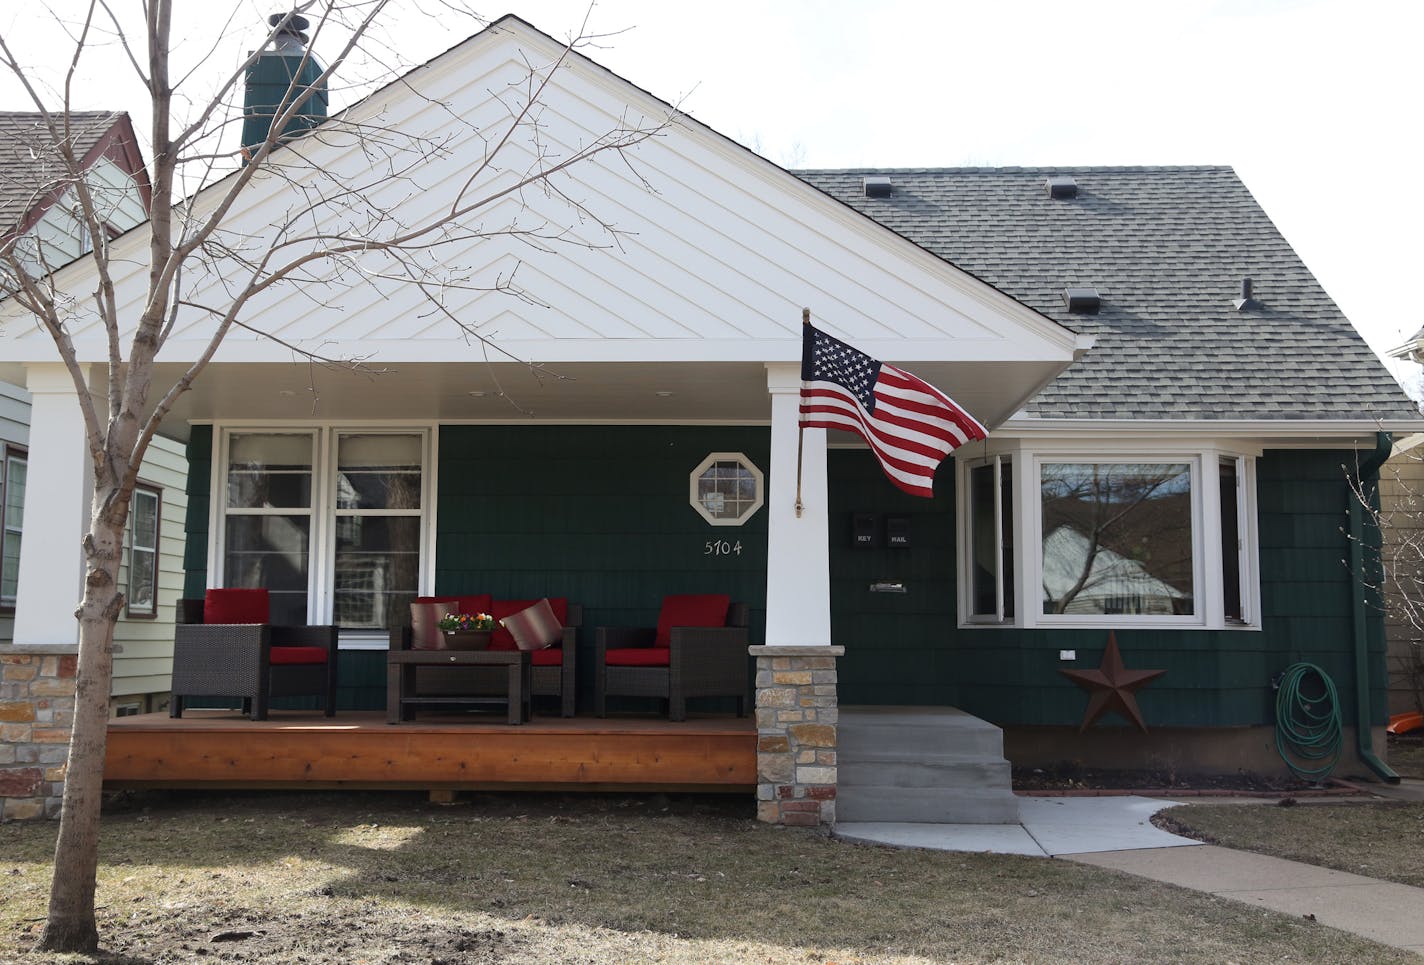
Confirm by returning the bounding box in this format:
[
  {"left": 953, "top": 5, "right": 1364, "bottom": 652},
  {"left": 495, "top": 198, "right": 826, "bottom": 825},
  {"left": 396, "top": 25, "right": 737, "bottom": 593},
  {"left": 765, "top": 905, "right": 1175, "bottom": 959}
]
[
  {"left": 210, "top": 425, "right": 432, "bottom": 639},
  {"left": 323, "top": 428, "right": 431, "bottom": 636},
  {"left": 125, "top": 483, "right": 161, "bottom": 618},
  {"left": 1, "top": 445, "right": 25, "bottom": 609},
  {"left": 957, "top": 439, "right": 1261, "bottom": 631},
  {"left": 689, "top": 452, "right": 765, "bottom": 527}
]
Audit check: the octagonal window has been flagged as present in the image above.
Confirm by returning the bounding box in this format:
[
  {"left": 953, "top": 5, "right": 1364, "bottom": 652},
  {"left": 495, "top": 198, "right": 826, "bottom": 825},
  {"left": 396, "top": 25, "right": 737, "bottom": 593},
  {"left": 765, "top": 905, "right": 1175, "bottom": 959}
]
[{"left": 690, "top": 453, "right": 764, "bottom": 526}]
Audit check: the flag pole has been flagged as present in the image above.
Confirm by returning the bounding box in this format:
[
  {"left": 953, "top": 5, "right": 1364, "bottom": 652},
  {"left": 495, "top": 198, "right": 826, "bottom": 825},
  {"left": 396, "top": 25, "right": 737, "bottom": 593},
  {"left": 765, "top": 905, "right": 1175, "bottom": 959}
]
[{"left": 795, "top": 308, "right": 809, "bottom": 518}]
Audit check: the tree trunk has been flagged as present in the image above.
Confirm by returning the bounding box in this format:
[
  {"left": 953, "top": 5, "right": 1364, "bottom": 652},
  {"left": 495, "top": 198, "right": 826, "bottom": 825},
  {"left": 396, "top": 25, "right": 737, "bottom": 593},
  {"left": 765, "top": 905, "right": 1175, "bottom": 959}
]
[{"left": 36, "top": 512, "right": 123, "bottom": 954}]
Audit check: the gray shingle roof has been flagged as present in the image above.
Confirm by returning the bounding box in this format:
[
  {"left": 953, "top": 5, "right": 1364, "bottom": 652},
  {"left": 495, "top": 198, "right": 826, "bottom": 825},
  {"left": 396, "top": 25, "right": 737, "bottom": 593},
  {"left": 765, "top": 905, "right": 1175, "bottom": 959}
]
[
  {"left": 795, "top": 166, "right": 1418, "bottom": 422},
  {"left": 0, "top": 111, "right": 120, "bottom": 234}
]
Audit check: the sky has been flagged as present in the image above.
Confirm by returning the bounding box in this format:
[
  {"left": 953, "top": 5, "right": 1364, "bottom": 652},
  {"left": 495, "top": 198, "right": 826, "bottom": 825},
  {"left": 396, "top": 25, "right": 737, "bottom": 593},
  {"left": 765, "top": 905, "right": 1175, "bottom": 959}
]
[{"left": 3, "top": 0, "right": 1420, "bottom": 389}]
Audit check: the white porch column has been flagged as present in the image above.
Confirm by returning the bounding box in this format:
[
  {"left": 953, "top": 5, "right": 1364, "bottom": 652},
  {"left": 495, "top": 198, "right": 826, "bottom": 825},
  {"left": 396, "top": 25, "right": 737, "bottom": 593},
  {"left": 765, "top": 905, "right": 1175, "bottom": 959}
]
[
  {"left": 12, "top": 363, "right": 93, "bottom": 646},
  {"left": 763, "top": 363, "right": 830, "bottom": 646}
]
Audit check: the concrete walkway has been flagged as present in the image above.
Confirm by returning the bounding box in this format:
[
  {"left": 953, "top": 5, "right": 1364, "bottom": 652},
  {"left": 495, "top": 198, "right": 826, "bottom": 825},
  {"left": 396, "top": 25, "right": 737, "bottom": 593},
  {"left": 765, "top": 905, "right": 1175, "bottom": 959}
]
[{"left": 836, "top": 793, "right": 1424, "bottom": 956}]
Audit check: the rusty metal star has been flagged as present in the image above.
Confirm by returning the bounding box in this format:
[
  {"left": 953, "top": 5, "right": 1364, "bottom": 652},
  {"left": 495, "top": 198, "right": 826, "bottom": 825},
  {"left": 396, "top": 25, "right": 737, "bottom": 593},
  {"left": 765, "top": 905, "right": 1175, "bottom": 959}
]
[{"left": 1058, "top": 632, "right": 1166, "bottom": 733}]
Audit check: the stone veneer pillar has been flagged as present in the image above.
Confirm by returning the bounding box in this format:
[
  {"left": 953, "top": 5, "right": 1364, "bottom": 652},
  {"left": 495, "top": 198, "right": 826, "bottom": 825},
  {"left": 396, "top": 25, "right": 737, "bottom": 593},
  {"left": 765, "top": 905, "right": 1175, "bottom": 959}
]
[
  {"left": 750, "top": 644, "right": 844, "bottom": 827},
  {"left": 0, "top": 645, "right": 78, "bottom": 821}
]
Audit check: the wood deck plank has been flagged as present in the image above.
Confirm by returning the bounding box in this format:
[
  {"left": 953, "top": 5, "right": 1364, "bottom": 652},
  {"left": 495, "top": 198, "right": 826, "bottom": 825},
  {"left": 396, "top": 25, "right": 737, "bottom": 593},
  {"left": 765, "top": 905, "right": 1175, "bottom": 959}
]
[{"left": 105, "top": 710, "right": 756, "bottom": 791}]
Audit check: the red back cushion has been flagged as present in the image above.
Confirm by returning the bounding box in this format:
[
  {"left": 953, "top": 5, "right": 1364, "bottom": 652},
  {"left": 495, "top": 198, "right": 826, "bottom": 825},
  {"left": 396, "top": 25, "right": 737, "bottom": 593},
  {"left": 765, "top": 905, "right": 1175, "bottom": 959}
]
[
  {"left": 655, "top": 594, "right": 730, "bottom": 647},
  {"left": 456, "top": 593, "right": 494, "bottom": 617},
  {"left": 491, "top": 598, "right": 568, "bottom": 650},
  {"left": 204, "top": 588, "right": 270, "bottom": 624}
]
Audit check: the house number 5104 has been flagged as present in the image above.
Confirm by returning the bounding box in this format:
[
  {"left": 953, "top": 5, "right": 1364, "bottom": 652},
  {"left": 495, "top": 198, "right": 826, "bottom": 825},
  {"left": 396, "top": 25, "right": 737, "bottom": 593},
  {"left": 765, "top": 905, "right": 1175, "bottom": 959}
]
[{"left": 704, "top": 540, "right": 743, "bottom": 557}]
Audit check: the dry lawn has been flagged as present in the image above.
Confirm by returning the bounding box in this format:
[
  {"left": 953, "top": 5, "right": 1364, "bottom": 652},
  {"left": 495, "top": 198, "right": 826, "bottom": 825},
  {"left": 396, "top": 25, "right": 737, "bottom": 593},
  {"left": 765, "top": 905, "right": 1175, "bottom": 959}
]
[
  {"left": 1160, "top": 799, "right": 1424, "bottom": 889},
  {"left": 1387, "top": 739, "right": 1424, "bottom": 779},
  {"left": 0, "top": 790, "right": 1411, "bottom": 964}
]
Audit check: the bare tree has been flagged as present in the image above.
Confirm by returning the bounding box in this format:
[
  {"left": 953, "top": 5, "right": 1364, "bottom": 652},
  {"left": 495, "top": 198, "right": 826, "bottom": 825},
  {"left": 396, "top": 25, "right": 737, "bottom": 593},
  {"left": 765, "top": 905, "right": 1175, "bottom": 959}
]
[
  {"left": 0, "top": 1, "right": 666, "bottom": 951},
  {"left": 1356, "top": 437, "right": 1424, "bottom": 716}
]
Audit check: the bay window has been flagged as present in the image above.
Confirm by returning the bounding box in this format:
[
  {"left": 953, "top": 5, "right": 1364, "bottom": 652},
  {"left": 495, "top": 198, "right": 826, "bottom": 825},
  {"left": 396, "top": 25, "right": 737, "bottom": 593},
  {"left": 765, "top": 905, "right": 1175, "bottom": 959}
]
[{"left": 960, "top": 444, "right": 1258, "bottom": 629}]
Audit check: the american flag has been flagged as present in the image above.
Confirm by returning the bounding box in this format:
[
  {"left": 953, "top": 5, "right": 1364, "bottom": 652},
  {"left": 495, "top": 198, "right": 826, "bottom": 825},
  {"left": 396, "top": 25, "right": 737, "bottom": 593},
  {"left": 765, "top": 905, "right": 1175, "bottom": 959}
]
[{"left": 799, "top": 322, "right": 987, "bottom": 498}]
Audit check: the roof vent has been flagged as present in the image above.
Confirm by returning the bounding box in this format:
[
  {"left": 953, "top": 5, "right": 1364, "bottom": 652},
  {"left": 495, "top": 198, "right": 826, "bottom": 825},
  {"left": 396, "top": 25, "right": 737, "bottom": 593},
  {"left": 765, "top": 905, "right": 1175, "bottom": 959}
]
[
  {"left": 863, "top": 176, "right": 893, "bottom": 199},
  {"left": 1045, "top": 176, "right": 1079, "bottom": 199},
  {"left": 1062, "top": 287, "right": 1101, "bottom": 314},
  {"left": 1233, "top": 277, "right": 1254, "bottom": 311}
]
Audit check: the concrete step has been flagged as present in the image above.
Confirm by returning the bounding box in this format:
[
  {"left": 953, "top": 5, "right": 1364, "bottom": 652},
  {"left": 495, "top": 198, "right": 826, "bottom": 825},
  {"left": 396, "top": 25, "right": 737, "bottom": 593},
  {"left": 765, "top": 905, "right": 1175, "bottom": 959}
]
[
  {"left": 836, "top": 705, "right": 1018, "bottom": 825},
  {"left": 838, "top": 705, "right": 1006, "bottom": 758}
]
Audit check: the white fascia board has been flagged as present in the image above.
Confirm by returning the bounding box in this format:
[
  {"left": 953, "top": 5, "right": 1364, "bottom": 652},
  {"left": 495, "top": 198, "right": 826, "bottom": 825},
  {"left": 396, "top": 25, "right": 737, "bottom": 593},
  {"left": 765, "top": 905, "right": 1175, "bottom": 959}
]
[
  {"left": 999, "top": 417, "right": 1424, "bottom": 442},
  {"left": 153, "top": 335, "right": 1082, "bottom": 365}
]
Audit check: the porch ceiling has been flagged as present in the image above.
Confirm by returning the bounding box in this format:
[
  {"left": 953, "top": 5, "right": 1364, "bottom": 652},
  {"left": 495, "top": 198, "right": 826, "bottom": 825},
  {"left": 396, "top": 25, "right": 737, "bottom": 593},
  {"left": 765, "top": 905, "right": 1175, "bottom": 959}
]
[{"left": 143, "top": 359, "right": 1065, "bottom": 440}]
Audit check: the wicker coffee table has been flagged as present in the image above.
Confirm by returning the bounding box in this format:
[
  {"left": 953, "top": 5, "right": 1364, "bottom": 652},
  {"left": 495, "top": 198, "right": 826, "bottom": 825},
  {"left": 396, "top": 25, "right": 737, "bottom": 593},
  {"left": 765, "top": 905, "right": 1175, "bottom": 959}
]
[{"left": 387, "top": 649, "right": 532, "bottom": 724}]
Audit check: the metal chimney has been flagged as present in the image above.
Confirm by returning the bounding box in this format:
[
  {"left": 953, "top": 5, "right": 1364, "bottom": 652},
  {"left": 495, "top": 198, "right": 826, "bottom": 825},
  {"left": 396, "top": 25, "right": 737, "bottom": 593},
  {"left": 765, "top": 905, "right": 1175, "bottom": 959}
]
[{"left": 240, "top": 12, "right": 328, "bottom": 162}]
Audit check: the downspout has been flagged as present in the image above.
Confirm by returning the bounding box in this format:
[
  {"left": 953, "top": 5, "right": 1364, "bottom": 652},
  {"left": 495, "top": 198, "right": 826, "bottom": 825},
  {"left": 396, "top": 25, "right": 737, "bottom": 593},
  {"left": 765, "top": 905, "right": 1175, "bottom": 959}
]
[{"left": 1349, "top": 431, "right": 1399, "bottom": 783}]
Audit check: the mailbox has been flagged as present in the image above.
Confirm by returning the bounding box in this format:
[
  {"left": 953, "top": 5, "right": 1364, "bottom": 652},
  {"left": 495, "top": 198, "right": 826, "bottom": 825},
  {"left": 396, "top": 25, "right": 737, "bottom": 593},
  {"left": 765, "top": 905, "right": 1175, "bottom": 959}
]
[
  {"left": 852, "top": 513, "right": 879, "bottom": 549},
  {"left": 886, "top": 515, "right": 911, "bottom": 549}
]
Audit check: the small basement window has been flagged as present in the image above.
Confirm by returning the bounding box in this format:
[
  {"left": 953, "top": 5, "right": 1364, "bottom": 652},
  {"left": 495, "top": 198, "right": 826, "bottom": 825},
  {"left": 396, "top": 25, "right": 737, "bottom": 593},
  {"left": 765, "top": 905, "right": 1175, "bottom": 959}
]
[{"left": 690, "top": 453, "right": 764, "bottom": 526}]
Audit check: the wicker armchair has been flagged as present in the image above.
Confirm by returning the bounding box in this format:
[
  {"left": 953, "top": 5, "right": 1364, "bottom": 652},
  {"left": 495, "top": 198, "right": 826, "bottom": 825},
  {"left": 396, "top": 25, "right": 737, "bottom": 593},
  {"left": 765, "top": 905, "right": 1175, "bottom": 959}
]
[
  {"left": 390, "top": 603, "right": 580, "bottom": 718},
  {"left": 170, "top": 597, "right": 339, "bottom": 721},
  {"left": 595, "top": 600, "right": 749, "bottom": 721}
]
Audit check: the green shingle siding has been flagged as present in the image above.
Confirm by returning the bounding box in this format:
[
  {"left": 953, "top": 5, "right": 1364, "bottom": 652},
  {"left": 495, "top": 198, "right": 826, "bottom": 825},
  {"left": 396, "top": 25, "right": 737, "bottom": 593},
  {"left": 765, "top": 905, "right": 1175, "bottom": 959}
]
[
  {"left": 182, "top": 426, "right": 212, "bottom": 600},
  {"left": 829, "top": 447, "right": 1387, "bottom": 729}
]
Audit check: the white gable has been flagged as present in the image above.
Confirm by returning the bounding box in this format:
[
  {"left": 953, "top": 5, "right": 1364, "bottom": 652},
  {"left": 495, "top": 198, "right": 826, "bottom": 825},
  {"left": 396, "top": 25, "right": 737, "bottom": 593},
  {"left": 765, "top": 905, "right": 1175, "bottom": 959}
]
[{"left": 2, "top": 18, "right": 1081, "bottom": 377}]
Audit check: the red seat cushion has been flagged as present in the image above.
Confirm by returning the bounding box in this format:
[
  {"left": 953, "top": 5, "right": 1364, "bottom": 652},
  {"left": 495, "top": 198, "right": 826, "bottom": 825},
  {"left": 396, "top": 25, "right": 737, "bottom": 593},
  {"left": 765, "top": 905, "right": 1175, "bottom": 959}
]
[
  {"left": 492, "top": 598, "right": 568, "bottom": 650},
  {"left": 604, "top": 647, "right": 670, "bottom": 667},
  {"left": 654, "top": 594, "right": 730, "bottom": 647},
  {"left": 269, "top": 646, "right": 328, "bottom": 665},
  {"left": 530, "top": 648, "right": 564, "bottom": 667},
  {"left": 204, "top": 588, "right": 270, "bottom": 624}
]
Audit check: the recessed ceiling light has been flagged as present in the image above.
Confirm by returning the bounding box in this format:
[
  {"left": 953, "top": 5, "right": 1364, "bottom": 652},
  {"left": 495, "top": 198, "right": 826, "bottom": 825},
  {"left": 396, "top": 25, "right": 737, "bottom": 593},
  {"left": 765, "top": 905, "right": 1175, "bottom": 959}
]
[
  {"left": 278, "top": 389, "right": 295, "bottom": 397},
  {"left": 655, "top": 391, "right": 674, "bottom": 398},
  {"left": 468, "top": 391, "right": 486, "bottom": 398}
]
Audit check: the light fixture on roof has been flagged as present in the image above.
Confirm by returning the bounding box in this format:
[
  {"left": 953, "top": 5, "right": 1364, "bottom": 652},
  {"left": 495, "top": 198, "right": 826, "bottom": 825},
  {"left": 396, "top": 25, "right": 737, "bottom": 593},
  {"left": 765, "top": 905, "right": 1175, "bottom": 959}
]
[
  {"left": 863, "top": 176, "right": 893, "bottom": 198},
  {"left": 1062, "top": 287, "right": 1101, "bottom": 314},
  {"left": 1233, "top": 278, "right": 1254, "bottom": 311},
  {"left": 1045, "top": 176, "right": 1079, "bottom": 199}
]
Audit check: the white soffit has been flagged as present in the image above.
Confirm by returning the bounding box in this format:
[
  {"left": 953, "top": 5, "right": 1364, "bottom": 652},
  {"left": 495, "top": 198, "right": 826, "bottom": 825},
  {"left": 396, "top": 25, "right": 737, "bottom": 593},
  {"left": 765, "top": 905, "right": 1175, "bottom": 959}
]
[{"left": 1, "top": 17, "right": 1079, "bottom": 370}]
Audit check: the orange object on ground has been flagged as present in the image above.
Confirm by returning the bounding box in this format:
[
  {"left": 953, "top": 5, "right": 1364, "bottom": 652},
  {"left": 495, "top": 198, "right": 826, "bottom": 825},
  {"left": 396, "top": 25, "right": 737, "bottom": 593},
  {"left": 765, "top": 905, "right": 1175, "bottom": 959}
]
[{"left": 1387, "top": 711, "right": 1424, "bottom": 735}]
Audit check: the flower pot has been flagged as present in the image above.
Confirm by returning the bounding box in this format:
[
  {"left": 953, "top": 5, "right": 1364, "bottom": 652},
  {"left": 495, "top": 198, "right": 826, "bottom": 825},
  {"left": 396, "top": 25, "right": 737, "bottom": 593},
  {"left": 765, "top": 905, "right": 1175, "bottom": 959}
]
[{"left": 439, "top": 630, "right": 491, "bottom": 651}]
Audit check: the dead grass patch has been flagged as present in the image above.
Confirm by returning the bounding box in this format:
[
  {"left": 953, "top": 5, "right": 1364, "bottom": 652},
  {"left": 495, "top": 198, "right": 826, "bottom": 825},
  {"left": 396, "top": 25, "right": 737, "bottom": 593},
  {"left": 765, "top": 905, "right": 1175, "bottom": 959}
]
[
  {"left": 1159, "top": 800, "right": 1424, "bottom": 888},
  {"left": 0, "top": 790, "right": 1411, "bottom": 963}
]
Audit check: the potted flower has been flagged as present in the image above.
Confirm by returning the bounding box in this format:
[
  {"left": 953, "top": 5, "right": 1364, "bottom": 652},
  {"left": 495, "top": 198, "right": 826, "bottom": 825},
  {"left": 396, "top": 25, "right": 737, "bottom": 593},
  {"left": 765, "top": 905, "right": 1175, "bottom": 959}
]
[{"left": 436, "top": 612, "right": 495, "bottom": 649}]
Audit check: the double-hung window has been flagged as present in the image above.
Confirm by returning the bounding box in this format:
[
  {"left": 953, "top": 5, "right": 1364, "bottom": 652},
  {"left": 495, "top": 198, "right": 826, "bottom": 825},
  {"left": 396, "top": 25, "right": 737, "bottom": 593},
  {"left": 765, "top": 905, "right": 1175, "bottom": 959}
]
[
  {"left": 125, "top": 484, "right": 161, "bottom": 617},
  {"left": 961, "top": 444, "right": 1258, "bottom": 629},
  {"left": 1, "top": 446, "right": 25, "bottom": 608},
  {"left": 222, "top": 432, "right": 316, "bottom": 625},
  {"left": 330, "top": 432, "right": 423, "bottom": 631}
]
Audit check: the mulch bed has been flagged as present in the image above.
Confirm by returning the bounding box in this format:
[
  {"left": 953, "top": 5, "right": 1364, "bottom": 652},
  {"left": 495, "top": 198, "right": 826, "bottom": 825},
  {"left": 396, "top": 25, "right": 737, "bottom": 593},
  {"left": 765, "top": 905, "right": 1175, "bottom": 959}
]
[{"left": 1011, "top": 764, "right": 1367, "bottom": 798}]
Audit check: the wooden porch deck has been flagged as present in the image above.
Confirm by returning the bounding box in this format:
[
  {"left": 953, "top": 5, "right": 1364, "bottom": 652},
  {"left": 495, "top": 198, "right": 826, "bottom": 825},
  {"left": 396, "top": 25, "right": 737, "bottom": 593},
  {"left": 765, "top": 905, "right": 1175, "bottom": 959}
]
[{"left": 105, "top": 710, "right": 757, "bottom": 793}]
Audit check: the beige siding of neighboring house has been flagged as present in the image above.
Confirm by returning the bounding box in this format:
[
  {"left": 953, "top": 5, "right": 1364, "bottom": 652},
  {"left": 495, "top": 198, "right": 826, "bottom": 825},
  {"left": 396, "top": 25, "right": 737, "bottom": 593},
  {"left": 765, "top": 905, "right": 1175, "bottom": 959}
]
[
  {"left": 1380, "top": 441, "right": 1424, "bottom": 716},
  {"left": 0, "top": 382, "right": 29, "bottom": 645},
  {"left": 111, "top": 434, "right": 187, "bottom": 710}
]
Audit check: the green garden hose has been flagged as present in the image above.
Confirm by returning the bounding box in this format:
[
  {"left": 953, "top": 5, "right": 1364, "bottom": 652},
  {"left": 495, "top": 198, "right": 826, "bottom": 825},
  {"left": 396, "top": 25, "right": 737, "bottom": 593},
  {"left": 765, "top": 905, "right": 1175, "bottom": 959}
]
[{"left": 1274, "top": 663, "right": 1343, "bottom": 784}]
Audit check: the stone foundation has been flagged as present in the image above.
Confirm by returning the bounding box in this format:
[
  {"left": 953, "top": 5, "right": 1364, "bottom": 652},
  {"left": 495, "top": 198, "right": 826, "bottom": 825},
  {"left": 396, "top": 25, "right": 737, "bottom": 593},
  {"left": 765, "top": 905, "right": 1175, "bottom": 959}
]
[
  {"left": 0, "top": 645, "right": 78, "bottom": 821},
  {"left": 750, "top": 644, "right": 844, "bottom": 827}
]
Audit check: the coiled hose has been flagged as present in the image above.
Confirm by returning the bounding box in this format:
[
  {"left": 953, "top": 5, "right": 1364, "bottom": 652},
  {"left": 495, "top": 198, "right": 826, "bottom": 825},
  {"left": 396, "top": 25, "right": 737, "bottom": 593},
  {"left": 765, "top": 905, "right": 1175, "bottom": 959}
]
[{"left": 1274, "top": 662, "right": 1343, "bottom": 784}]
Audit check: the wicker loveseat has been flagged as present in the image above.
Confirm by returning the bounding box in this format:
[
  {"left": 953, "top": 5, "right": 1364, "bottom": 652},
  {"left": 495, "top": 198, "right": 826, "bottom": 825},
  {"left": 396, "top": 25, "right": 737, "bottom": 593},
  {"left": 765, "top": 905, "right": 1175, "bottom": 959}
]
[
  {"left": 391, "top": 596, "right": 579, "bottom": 718},
  {"left": 594, "top": 595, "right": 750, "bottom": 721}
]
